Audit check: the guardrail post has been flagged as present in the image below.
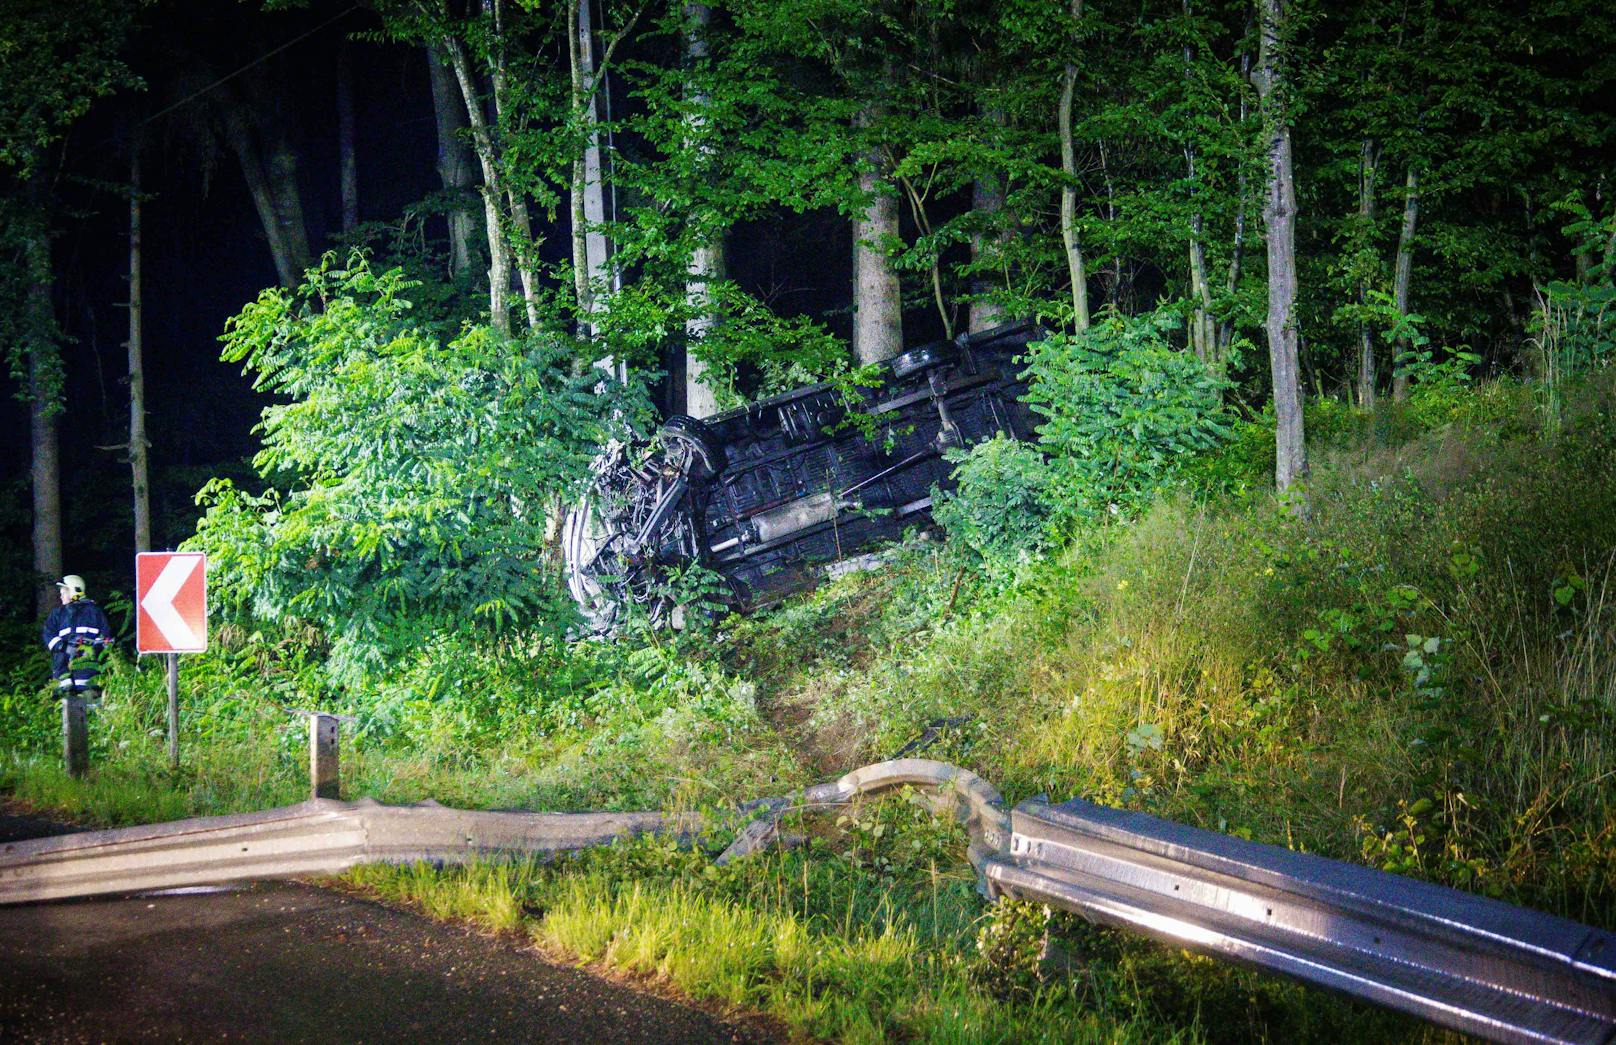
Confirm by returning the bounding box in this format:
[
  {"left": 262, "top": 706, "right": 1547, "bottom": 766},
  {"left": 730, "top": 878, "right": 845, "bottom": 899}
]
[
  {"left": 310, "top": 713, "right": 340, "bottom": 800},
  {"left": 61, "top": 696, "right": 88, "bottom": 778}
]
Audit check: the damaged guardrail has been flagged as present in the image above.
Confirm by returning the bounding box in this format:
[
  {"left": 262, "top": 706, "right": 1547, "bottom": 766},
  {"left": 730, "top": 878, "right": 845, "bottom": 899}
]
[
  {"left": 0, "top": 758, "right": 999, "bottom": 907},
  {"left": 3, "top": 761, "right": 1612, "bottom": 1044},
  {"left": 983, "top": 797, "right": 1616, "bottom": 1045},
  {"left": 0, "top": 799, "right": 690, "bottom": 906}
]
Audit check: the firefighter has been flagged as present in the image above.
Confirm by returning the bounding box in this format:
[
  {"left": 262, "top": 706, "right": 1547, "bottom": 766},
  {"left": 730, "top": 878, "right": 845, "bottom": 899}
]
[{"left": 42, "top": 575, "right": 113, "bottom": 695}]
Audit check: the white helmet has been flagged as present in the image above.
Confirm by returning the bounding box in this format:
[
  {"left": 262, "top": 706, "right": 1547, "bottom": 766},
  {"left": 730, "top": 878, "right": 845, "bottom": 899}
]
[{"left": 57, "top": 575, "right": 86, "bottom": 600}]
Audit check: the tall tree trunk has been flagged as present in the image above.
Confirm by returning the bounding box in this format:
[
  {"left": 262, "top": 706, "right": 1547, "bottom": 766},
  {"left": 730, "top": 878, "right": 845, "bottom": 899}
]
[
  {"left": 441, "top": 35, "right": 513, "bottom": 337},
  {"left": 261, "top": 126, "right": 313, "bottom": 284},
  {"left": 427, "top": 49, "right": 479, "bottom": 280},
  {"left": 487, "top": 0, "right": 540, "bottom": 331},
  {"left": 129, "top": 143, "right": 151, "bottom": 555},
  {"left": 26, "top": 217, "right": 61, "bottom": 616},
  {"left": 1058, "top": 2, "right": 1089, "bottom": 332},
  {"left": 1355, "top": 138, "right": 1378, "bottom": 409},
  {"left": 21, "top": 171, "right": 61, "bottom": 616},
  {"left": 1391, "top": 165, "right": 1420, "bottom": 402},
  {"left": 1182, "top": 4, "right": 1214, "bottom": 362},
  {"left": 1100, "top": 140, "right": 1123, "bottom": 307},
  {"left": 30, "top": 346, "right": 61, "bottom": 620},
  {"left": 337, "top": 44, "right": 358, "bottom": 233},
  {"left": 1186, "top": 146, "right": 1215, "bottom": 362},
  {"left": 216, "top": 93, "right": 304, "bottom": 288},
  {"left": 851, "top": 104, "right": 902, "bottom": 364},
  {"left": 683, "top": 2, "right": 723, "bottom": 417},
  {"left": 569, "top": 0, "right": 614, "bottom": 337},
  {"left": 1217, "top": 50, "right": 1251, "bottom": 356},
  {"left": 686, "top": 241, "right": 724, "bottom": 417},
  {"left": 1188, "top": 210, "right": 1214, "bottom": 361},
  {"left": 969, "top": 168, "right": 1006, "bottom": 332},
  {"left": 968, "top": 102, "right": 1008, "bottom": 332},
  {"left": 1256, "top": 0, "right": 1306, "bottom": 494},
  {"left": 187, "top": 56, "right": 313, "bottom": 288}
]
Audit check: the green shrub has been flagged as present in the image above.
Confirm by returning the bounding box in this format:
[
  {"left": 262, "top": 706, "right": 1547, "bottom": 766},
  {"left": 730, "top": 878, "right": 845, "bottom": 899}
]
[
  {"left": 933, "top": 436, "right": 1058, "bottom": 578},
  {"left": 1020, "top": 308, "right": 1230, "bottom": 522},
  {"left": 189, "top": 253, "right": 640, "bottom": 683}
]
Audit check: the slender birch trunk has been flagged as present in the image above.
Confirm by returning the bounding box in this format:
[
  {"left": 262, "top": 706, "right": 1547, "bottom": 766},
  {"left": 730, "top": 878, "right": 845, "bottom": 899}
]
[
  {"left": 1391, "top": 166, "right": 1420, "bottom": 402},
  {"left": 686, "top": 241, "right": 724, "bottom": 417},
  {"left": 1058, "top": 0, "right": 1089, "bottom": 332},
  {"left": 1186, "top": 146, "right": 1215, "bottom": 362},
  {"left": 683, "top": 2, "right": 723, "bottom": 417},
  {"left": 567, "top": 4, "right": 591, "bottom": 327},
  {"left": 1355, "top": 138, "right": 1378, "bottom": 409},
  {"left": 487, "top": 0, "right": 540, "bottom": 330},
  {"left": 1217, "top": 50, "right": 1251, "bottom": 357},
  {"left": 1182, "top": 4, "right": 1214, "bottom": 362},
  {"left": 129, "top": 144, "right": 151, "bottom": 554},
  {"left": 1256, "top": 0, "right": 1306, "bottom": 494},
  {"left": 569, "top": 0, "right": 614, "bottom": 337},
  {"left": 442, "top": 35, "right": 512, "bottom": 337}
]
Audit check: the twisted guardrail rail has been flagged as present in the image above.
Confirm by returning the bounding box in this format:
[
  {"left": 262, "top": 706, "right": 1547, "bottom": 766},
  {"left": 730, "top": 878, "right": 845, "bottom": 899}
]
[{"left": 2, "top": 759, "right": 1611, "bottom": 1044}]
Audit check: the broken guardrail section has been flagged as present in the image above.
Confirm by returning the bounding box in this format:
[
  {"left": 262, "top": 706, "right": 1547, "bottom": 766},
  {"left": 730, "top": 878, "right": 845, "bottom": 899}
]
[
  {"left": 0, "top": 798, "right": 689, "bottom": 906},
  {"left": 983, "top": 797, "right": 1616, "bottom": 1045}
]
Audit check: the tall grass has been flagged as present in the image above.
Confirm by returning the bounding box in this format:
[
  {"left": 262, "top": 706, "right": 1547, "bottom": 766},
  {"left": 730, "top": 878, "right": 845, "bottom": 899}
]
[
  {"left": 764, "top": 376, "right": 1616, "bottom": 927},
  {"left": 346, "top": 843, "right": 1182, "bottom": 1045}
]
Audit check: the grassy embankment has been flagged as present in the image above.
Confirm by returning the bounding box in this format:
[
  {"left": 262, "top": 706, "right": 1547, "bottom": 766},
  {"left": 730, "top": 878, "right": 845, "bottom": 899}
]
[{"left": 4, "top": 375, "right": 1614, "bottom": 1041}]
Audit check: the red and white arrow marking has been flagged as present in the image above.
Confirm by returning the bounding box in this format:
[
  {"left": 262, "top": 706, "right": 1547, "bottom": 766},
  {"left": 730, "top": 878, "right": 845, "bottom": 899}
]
[{"left": 136, "top": 552, "right": 207, "bottom": 654}]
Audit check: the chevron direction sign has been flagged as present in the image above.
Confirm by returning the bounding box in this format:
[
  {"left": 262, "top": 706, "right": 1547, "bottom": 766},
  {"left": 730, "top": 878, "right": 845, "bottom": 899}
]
[{"left": 136, "top": 552, "right": 208, "bottom": 654}]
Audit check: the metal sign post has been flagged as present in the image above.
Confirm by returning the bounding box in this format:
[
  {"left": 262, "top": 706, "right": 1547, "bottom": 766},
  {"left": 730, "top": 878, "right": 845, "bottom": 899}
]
[
  {"left": 165, "top": 653, "right": 179, "bottom": 769},
  {"left": 135, "top": 552, "right": 208, "bottom": 770}
]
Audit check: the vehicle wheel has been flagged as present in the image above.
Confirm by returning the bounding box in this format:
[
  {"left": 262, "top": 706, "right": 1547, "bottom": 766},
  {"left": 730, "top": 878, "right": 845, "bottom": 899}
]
[{"left": 659, "top": 415, "right": 727, "bottom": 480}]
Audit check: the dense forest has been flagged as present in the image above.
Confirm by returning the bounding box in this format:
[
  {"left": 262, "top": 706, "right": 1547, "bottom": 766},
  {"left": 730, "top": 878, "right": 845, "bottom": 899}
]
[
  {"left": 4, "top": 0, "right": 1613, "bottom": 626},
  {"left": 3, "top": 1, "right": 1616, "bottom": 1040}
]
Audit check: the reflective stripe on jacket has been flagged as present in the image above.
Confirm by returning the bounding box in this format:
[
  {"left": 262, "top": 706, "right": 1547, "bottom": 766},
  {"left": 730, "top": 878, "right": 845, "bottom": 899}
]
[{"left": 42, "top": 600, "right": 113, "bottom": 689}]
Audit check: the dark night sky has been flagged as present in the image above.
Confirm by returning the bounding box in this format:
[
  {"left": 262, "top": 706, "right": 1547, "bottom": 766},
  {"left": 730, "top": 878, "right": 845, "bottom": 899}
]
[{"left": 1, "top": 0, "right": 887, "bottom": 594}]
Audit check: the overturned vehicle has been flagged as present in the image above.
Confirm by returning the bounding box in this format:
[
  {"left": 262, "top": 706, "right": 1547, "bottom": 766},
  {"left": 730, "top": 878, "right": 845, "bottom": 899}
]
[{"left": 562, "top": 320, "right": 1044, "bottom": 634}]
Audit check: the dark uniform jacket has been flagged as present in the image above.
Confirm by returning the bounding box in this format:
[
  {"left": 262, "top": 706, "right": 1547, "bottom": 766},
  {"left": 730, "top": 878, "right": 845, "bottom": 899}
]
[{"left": 43, "top": 599, "right": 113, "bottom": 692}]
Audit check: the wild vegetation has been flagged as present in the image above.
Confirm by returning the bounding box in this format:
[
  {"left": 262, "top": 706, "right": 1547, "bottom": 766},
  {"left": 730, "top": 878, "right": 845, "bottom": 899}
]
[
  {"left": 6, "top": 360, "right": 1616, "bottom": 1040},
  {"left": 4, "top": 0, "right": 1616, "bottom": 1040}
]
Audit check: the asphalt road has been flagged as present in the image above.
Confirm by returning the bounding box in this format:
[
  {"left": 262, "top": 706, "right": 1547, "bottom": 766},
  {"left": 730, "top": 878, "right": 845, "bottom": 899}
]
[{"left": 0, "top": 810, "right": 772, "bottom": 1044}]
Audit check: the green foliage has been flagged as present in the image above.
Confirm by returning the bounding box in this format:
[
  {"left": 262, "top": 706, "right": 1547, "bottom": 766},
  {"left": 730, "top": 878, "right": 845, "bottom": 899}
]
[
  {"left": 1021, "top": 308, "right": 1230, "bottom": 521},
  {"left": 937, "top": 310, "right": 1232, "bottom": 578},
  {"left": 190, "top": 254, "right": 636, "bottom": 681},
  {"left": 0, "top": 0, "right": 140, "bottom": 178},
  {"left": 685, "top": 282, "right": 852, "bottom": 405},
  {"left": 933, "top": 436, "right": 1058, "bottom": 579},
  {"left": 9, "top": 376, "right": 1616, "bottom": 1042}
]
